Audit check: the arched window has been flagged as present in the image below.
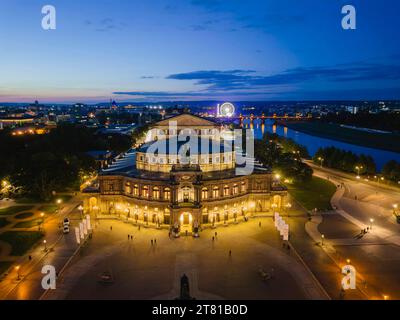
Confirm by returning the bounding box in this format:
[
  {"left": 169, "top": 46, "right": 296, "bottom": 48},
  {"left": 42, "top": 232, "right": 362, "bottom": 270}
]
[
  {"left": 142, "top": 186, "right": 149, "bottom": 198},
  {"left": 202, "top": 188, "right": 208, "bottom": 200},
  {"left": 164, "top": 188, "right": 171, "bottom": 200},
  {"left": 233, "top": 184, "right": 238, "bottom": 195},
  {"left": 125, "top": 182, "right": 131, "bottom": 194},
  {"left": 213, "top": 186, "right": 219, "bottom": 198},
  {"left": 223, "top": 185, "right": 230, "bottom": 196},
  {"left": 241, "top": 181, "right": 246, "bottom": 192},
  {"left": 133, "top": 184, "right": 139, "bottom": 196},
  {"left": 152, "top": 187, "right": 160, "bottom": 199}
]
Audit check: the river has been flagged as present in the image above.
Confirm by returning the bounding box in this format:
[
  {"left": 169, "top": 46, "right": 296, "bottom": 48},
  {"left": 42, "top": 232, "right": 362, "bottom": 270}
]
[{"left": 242, "top": 119, "right": 400, "bottom": 171}]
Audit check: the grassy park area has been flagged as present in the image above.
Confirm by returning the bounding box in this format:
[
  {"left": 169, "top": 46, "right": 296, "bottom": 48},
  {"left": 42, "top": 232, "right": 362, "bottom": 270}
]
[
  {"left": 13, "top": 218, "right": 43, "bottom": 229},
  {"left": 283, "top": 121, "right": 400, "bottom": 153},
  {"left": 0, "top": 217, "right": 11, "bottom": 228},
  {"left": 0, "top": 206, "right": 34, "bottom": 216},
  {"left": 0, "top": 231, "right": 44, "bottom": 256},
  {"left": 38, "top": 205, "right": 58, "bottom": 214},
  {"left": 288, "top": 176, "right": 336, "bottom": 211}
]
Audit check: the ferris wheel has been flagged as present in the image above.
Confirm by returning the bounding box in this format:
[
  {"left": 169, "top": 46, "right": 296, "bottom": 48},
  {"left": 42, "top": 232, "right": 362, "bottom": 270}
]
[{"left": 218, "top": 102, "right": 235, "bottom": 117}]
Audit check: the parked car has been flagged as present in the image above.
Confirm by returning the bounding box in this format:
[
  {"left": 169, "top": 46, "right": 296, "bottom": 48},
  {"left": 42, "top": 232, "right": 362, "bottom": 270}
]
[
  {"left": 63, "top": 225, "right": 70, "bottom": 234},
  {"left": 63, "top": 217, "right": 70, "bottom": 226}
]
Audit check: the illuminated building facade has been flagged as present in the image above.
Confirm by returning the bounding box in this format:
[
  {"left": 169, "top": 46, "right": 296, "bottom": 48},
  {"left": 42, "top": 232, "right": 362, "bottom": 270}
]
[{"left": 83, "top": 114, "right": 287, "bottom": 234}]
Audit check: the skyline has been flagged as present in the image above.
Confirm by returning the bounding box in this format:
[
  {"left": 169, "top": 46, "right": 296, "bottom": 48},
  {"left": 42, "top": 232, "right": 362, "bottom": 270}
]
[{"left": 1, "top": 0, "right": 400, "bottom": 103}]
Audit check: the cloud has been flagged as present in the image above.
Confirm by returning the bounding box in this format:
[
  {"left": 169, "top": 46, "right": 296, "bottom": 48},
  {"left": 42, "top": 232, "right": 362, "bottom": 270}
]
[
  {"left": 140, "top": 76, "right": 157, "bottom": 79},
  {"left": 165, "top": 63, "right": 400, "bottom": 91},
  {"left": 84, "top": 18, "right": 126, "bottom": 32},
  {"left": 113, "top": 61, "right": 400, "bottom": 100}
]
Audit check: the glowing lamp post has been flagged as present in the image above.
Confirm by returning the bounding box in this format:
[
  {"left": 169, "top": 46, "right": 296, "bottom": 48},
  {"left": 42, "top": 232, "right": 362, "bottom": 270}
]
[
  {"left": 285, "top": 202, "right": 292, "bottom": 217},
  {"left": 39, "top": 212, "right": 45, "bottom": 231},
  {"left": 318, "top": 157, "right": 324, "bottom": 168},
  {"left": 56, "top": 199, "right": 62, "bottom": 212},
  {"left": 321, "top": 234, "right": 325, "bottom": 246},
  {"left": 369, "top": 218, "right": 374, "bottom": 230},
  {"left": 15, "top": 265, "right": 21, "bottom": 280},
  {"left": 78, "top": 205, "right": 83, "bottom": 218},
  {"left": 355, "top": 165, "right": 363, "bottom": 178},
  {"left": 43, "top": 239, "right": 47, "bottom": 252}
]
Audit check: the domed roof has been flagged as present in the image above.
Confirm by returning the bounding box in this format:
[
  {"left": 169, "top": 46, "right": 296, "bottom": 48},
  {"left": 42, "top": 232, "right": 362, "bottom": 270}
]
[{"left": 138, "top": 137, "right": 233, "bottom": 155}]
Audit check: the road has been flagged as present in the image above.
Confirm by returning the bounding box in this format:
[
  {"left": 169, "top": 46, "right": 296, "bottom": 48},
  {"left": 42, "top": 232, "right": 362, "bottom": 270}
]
[
  {"left": 0, "top": 196, "right": 82, "bottom": 300},
  {"left": 303, "top": 162, "right": 400, "bottom": 299},
  {"left": 307, "top": 161, "right": 400, "bottom": 245}
]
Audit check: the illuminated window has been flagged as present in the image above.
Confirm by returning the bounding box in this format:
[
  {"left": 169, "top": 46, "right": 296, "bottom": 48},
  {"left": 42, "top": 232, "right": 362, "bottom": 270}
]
[
  {"left": 133, "top": 184, "right": 139, "bottom": 196},
  {"left": 152, "top": 187, "right": 160, "bottom": 199},
  {"left": 223, "top": 185, "right": 230, "bottom": 196},
  {"left": 125, "top": 182, "right": 131, "bottom": 194},
  {"left": 233, "top": 184, "right": 238, "bottom": 195},
  {"left": 164, "top": 188, "right": 171, "bottom": 200},
  {"left": 142, "top": 186, "right": 149, "bottom": 198},
  {"left": 202, "top": 188, "right": 208, "bottom": 200},
  {"left": 213, "top": 186, "right": 219, "bottom": 198},
  {"left": 241, "top": 181, "right": 246, "bottom": 192}
]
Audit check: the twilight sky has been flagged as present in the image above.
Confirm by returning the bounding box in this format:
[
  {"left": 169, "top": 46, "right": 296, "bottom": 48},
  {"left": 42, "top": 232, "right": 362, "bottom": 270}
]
[{"left": 1, "top": 0, "right": 400, "bottom": 103}]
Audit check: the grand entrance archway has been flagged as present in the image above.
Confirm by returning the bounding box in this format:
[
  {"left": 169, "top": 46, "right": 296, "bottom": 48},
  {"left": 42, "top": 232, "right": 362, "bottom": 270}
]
[{"left": 179, "top": 212, "right": 193, "bottom": 233}]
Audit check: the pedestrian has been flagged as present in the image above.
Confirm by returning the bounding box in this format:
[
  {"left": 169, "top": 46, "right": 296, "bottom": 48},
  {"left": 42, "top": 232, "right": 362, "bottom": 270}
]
[
  {"left": 151, "top": 239, "right": 153, "bottom": 246},
  {"left": 212, "top": 236, "right": 215, "bottom": 241},
  {"left": 110, "top": 226, "right": 113, "bottom": 231},
  {"left": 28, "top": 255, "right": 32, "bottom": 261},
  {"left": 154, "top": 238, "right": 157, "bottom": 245},
  {"left": 229, "top": 250, "right": 232, "bottom": 257},
  {"left": 128, "top": 234, "right": 130, "bottom": 240},
  {"left": 215, "top": 231, "right": 217, "bottom": 237},
  {"left": 138, "top": 225, "right": 141, "bottom": 231},
  {"left": 259, "top": 221, "right": 261, "bottom": 227},
  {"left": 185, "top": 230, "right": 188, "bottom": 237}
]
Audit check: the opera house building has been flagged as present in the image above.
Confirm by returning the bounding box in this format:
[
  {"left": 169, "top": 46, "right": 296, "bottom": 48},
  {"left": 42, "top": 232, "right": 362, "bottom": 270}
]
[{"left": 83, "top": 114, "right": 287, "bottom": 235}]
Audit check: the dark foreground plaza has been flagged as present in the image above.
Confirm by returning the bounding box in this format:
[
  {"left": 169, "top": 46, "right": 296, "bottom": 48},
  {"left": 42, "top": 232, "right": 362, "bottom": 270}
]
[{"left": 45, "top": 217, "right": 327, "bottom": 300}]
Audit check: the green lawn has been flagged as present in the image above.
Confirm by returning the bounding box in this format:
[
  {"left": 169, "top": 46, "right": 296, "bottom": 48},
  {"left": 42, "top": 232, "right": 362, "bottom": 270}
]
[
  {"left": 288, "top": 176, "right": 336, "bottom": 211},
  {"left": 283, "top": 121, "right": 400, "bottom": 153},
  {"left": 0, "top": 261, "right": 13, "bottom": 275},
  {"left": 15, "top": 212, "right": 34, "bottom": 219},
  {"left": 0, "top": 217, "right": 11, "bottom": 228},
  {"left": 13, "top": 218, "right": 43, "bottom": 229},
  {"left": 0, "top": 205, "right": 34, "bottom": 216},
  {"left": 38, "top": 205, "right": 58, "bottom": 214},
  {"left": 0, "top": 231, "right": 44, "bottom": 256},
  {"left": 14, "top": 197, "right": 40, "bottom": 204}
]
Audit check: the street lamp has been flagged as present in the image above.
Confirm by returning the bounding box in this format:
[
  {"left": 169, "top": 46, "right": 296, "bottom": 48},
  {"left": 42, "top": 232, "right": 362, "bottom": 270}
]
[
  {"left": 321, "top": 234, "right": 325, "bottom": 246},
  {"left": 43, "top": 239, "right": 47, "bottom": 252},
  {"left": 355, "top": 165, "right": 363, "bottom": 176},
  {"left": 369, "top": 218, "right": 374, "bottom": 230},
  {"left": 15, "top": 265, "right": 20, "bottom": 280},
  {"left": 285, "top": 203, "right": 292, "bottom": 217},
  {"left": 78, "top": 205, "right": 83, "bottom": 218},
  {"left": 318, "top": 157, "right": 324, "bottom": 167},
  {"left": 56, "top": 199, "right": 62, "bottom": 212},
  {"left": 271, "top": 203, "right": 278, "bottom": 212},
  {"left": 346, "top": 258, "right": 351, "bottom": 264}
]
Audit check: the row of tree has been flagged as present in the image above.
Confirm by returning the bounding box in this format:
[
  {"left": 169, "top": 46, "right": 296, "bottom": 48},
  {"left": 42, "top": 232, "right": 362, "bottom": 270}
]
[
  {"left": 321, "top": 111, "right": 400, "bottom": 133},
  {"left": 255, "top": 132, "right": 313, "bottom": 182},
  {"left": 382, "top": 160, "right": 400, "bottom": 183},
  {"left": 313, "top": 146, "right": 376, "bottom": 174},
  {"left": 0, "top": 124, "right": 132, "bottom": 200}
]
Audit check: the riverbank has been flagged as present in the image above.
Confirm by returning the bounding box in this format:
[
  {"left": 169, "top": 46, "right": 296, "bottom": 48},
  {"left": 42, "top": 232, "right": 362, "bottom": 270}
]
[{"left": 278, "top": 121, "right": 400, "bottom": 154}]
